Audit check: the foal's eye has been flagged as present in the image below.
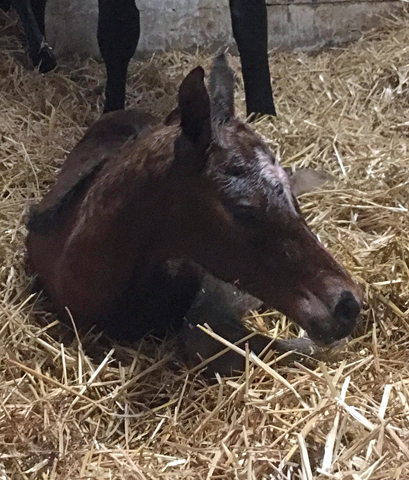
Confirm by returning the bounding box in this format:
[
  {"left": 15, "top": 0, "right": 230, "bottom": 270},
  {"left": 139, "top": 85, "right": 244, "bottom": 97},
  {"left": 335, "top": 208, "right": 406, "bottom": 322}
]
[
  {"left": 273, "top": 182, "right": 284, "bottom": 196},
  {"left": 225, "top": 166, "right": 246, "bottom": 177},
  {"left": 231, "top": 205, "right": 258, "bottom": 224}
]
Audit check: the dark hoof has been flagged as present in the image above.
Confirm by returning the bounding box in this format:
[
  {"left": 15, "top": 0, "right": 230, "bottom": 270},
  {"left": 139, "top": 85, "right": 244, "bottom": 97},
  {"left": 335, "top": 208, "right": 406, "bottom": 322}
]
[
  {"left": 0, "top": 0, "right": 11, "bottom": 11},
  {"left": 30, "top": 45, "right": 57, "bottom": 73},
  {"left": 103, "top": 100, "right": 125, "bottom": 114},
  {"left": 247, "top": 101, "right": 276, "bottom": 119}
]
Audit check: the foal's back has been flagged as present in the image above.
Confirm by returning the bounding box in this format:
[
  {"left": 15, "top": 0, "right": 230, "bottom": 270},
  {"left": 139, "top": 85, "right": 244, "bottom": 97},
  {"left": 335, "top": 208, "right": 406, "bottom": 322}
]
[{"left": 28, "top": 109, "right": 159, "bottom": 235}]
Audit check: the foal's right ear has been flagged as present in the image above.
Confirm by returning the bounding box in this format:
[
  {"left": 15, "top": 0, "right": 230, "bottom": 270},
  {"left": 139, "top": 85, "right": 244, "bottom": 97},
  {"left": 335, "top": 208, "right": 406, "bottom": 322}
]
[
  {"left": 285, "top": 168, "right": 336, "bottom": 197},
  {"left": 209, "top": 53, "right": 235, "bottom": 127},
  {"left": 174, "top": 66, "right": 211, "bottom": 172}
]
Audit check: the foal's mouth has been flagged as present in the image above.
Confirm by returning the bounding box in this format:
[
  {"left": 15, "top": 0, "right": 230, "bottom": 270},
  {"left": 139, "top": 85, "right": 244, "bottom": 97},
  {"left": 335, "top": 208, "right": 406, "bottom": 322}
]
[
  {"left": 303, "top": 310, "right": 360, "bottom": 346},
  {"left": 306, "top": 325, "right": 357, "bottom": 347}
]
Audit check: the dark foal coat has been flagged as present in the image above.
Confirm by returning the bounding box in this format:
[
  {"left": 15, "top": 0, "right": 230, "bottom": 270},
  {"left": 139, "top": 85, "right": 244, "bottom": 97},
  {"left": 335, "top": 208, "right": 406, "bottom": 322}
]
[
  {"left": 2, "top": 0, "right": 275, "bottom": 116},
  {"left": 26, "top": 55, "right": 362, "bottom": 374}
]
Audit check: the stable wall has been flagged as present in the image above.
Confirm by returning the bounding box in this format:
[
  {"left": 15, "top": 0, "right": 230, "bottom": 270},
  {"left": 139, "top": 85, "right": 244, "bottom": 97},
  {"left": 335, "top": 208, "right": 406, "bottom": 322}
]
[{"left": 45, "top": 0, "right": 402, "bottom": 58}]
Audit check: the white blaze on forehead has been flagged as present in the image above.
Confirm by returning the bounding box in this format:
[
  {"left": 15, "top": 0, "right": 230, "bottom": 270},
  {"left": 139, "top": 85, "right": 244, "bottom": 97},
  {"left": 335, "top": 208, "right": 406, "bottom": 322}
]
[{"left": 255, "top": 148, "right": 297, "bottom": 213}]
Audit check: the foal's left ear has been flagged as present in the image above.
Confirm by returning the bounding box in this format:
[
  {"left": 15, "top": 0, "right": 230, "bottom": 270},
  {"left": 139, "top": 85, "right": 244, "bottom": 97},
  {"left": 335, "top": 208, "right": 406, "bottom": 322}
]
[
  {"left": 174, "top": 66, "right": 211, "bottom": 172},
  {"left": 178, "top": 67, "right": 210, "bottom": 136}
]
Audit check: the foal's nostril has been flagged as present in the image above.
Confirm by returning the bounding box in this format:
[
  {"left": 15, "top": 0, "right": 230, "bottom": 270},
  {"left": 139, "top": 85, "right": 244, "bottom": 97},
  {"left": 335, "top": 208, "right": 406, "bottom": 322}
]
[
  {"left": 334, "top": 290, "right": 361, "bottom": 325},
  {"left": 307, "top": 290, "right": 361, "bottom": 345}
]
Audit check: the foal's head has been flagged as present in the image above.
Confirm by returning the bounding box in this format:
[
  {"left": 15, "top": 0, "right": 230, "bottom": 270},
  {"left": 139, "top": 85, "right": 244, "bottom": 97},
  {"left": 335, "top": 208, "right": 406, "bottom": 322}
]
[{"left": 169, "top": 55, "right": 361, "bottom": 345}]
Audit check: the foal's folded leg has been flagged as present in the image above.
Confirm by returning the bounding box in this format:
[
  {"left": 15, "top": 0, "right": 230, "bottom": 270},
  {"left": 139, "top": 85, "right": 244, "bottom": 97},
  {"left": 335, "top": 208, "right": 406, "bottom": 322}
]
[{"left": 180, "top": 273, "right": 342, "bottom": 376}]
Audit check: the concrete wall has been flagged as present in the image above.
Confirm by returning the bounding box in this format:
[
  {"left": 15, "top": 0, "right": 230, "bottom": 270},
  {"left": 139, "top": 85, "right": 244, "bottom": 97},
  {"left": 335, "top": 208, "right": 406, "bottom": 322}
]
[{"left": 45, "top": 0, "right": 402, "bottom": 59}]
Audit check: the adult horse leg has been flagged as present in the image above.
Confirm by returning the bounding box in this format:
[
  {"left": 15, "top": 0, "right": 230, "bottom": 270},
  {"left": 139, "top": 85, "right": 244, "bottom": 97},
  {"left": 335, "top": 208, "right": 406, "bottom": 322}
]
[
  {"left": 30, "top": 0, "right": 47, "bottom": 37},
  {"left": 10, "top": 0, "right": 56, "bottom": 72},
  {"left": 97, "top": 0, "right": 140, "bottom": 113},
  {"left": 229, "top": 0, "right": 276, "bottom": 117}
]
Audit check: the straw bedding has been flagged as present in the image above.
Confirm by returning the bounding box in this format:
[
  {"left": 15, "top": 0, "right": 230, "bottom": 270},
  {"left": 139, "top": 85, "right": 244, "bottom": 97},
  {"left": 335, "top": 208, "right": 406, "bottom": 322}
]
[{"left": 0, "top": 6, "right": 408, "bottom": 480}]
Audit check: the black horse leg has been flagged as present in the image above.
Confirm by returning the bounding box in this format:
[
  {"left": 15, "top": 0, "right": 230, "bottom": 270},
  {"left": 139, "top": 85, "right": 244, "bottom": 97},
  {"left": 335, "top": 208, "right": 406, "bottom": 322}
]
[
  {"left": 229, "top": 0, "right": 276, "bottom": 117},
  {"left": 30, "top": 0, "right": 47, "bottom": 36},
  {"left": 10, "top": 0, "right": 56, "bottom": 72},
  {"left": 97, "top": 0, "right": 140, "bottom": 113}
]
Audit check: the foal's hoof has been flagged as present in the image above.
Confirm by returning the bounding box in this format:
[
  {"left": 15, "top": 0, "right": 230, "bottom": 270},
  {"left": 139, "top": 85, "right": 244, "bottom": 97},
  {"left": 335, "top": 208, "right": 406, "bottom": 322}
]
[
  {"left": 272, "top": 336, "right": 348, "bottom": 366},
  {"left": 30, "top": 45, "right": 57, "bottom": 73}
]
